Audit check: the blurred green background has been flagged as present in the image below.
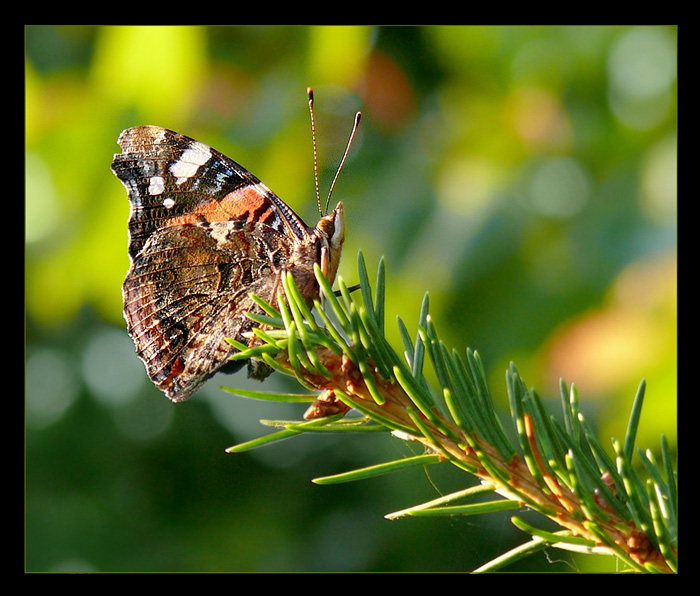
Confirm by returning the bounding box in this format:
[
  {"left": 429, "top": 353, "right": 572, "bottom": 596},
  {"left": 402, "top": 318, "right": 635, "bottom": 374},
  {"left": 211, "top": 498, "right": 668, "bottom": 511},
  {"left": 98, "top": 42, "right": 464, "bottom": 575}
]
[{"left": 25, "top": 25, "right": 676, "bottom": 572}]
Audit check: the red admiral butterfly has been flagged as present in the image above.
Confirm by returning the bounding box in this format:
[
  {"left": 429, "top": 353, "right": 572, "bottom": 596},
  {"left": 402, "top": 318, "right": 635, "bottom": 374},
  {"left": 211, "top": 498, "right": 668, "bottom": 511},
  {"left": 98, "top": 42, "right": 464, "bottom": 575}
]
[{"left": 112, "top": 90, "right": 360, "bottom": 402}]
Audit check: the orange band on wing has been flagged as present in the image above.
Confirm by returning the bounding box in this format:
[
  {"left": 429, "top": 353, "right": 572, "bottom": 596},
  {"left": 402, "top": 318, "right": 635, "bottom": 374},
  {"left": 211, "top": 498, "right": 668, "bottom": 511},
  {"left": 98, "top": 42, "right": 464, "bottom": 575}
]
[{"left": 164, "top": 185, "right": 275, "bottom": 227}]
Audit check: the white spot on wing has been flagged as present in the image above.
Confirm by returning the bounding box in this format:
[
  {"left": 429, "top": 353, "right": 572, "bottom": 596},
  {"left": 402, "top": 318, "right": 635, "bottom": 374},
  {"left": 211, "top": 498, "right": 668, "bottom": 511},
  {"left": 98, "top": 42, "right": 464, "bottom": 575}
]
[
  {"left": 162, "top": 197, "right": 175, "bottom": 209},
  {"left": 148, "top": 176, "right": 165, "bottom": 195},
  {"left": 170, "top": 141, "right": 212, "bottom": 185}
]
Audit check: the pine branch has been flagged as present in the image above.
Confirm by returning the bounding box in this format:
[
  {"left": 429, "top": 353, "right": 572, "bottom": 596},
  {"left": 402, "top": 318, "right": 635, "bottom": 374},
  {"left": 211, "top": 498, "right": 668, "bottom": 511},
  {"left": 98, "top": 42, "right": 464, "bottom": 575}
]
[{"left": 222, "top": 251, "right": 677, "bottom": 573}]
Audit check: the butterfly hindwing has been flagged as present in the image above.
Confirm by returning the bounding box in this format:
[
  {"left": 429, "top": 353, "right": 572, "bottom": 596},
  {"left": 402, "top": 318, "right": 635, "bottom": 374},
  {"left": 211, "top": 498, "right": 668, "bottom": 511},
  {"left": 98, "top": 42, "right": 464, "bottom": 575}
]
[{"left": 122, "top": 220, "right": 295, "bottom": 401}]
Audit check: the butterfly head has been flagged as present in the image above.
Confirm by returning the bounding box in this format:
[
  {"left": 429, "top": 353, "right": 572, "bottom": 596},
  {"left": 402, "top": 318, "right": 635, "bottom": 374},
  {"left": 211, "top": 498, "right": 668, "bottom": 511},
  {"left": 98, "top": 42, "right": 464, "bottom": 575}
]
[{"left": 316, "top": 201, "right": 345, "bottom": 285}]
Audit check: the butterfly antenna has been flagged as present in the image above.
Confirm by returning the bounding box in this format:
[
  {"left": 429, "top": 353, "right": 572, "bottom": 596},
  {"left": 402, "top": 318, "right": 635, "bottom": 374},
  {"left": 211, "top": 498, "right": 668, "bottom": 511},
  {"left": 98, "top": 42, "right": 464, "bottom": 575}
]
[
  {"left": 325, "top": 110, "right": 361, "bottom": 214},
  {"left": 307, "top": 87, "right": 323, "bottom": 215}
]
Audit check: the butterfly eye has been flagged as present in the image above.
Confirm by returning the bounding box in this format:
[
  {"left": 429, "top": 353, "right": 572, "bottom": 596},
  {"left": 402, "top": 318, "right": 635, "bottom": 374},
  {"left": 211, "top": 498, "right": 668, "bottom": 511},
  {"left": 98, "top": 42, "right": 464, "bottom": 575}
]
[{"left": 315, "top": 216, "right": 335, "bottom": 239}]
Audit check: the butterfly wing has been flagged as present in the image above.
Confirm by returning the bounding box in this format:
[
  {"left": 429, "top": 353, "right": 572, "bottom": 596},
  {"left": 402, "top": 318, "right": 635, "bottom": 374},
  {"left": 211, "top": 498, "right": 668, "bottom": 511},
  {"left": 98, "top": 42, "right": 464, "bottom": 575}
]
[
  {"left": 113, "top": 126, "right": 313, "bottom": 401},
  {"left": 112, "top": 126, "right": 312, "bottom": 259},
  {"left": 122, "top": 221, "right": 295, "bottom": 401}
]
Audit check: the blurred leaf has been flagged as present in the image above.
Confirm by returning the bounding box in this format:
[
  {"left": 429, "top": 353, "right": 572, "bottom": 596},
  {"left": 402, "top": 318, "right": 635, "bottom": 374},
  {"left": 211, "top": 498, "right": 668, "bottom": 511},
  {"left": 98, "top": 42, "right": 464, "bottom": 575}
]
[
  {"left": 91, "top": 25, "right": 208, "bottom": 124},
  {"left": 307, "top": 26, "right": 372, "bottom": 86}
]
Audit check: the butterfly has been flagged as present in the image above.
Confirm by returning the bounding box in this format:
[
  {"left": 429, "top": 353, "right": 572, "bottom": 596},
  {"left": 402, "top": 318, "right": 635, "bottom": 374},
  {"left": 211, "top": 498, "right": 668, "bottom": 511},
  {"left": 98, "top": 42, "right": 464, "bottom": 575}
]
[{"left": 112, "top": 90, "right": 360, "bottom": 402}]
